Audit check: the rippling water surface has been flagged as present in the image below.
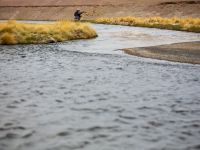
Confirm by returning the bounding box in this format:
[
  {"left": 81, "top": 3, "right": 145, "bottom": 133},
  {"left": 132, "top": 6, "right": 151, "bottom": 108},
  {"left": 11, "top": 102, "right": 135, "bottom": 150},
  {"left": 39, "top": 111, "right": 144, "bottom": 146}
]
[{"left": 0, "top": 24, "right": 200, "bottom": 150}]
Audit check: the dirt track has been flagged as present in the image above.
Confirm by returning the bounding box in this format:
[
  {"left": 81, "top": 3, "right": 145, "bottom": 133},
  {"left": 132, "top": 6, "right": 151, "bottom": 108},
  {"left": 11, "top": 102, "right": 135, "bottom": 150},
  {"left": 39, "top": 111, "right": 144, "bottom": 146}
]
[{"left": 0, "top": 0, "right": 199, "bottom": 20}]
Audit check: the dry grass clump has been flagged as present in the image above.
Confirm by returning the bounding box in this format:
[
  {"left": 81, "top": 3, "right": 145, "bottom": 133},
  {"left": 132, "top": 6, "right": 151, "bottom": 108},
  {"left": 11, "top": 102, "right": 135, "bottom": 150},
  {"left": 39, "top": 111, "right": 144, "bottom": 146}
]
[
  {"left": 0, "top": 32, "right": 17, "bottom": 44},
  {"left": 96, "top": 17, "right": 200, "bottom": 33},
  {"left": 0, "top": 20, "right": 97, "bottom": 45}
]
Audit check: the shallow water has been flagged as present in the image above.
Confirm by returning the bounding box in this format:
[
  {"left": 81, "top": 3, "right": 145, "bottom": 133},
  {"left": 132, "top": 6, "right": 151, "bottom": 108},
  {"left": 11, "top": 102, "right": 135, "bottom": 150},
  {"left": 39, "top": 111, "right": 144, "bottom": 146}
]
[
  {"left": 60, "top": 24, "right": 200, "bottom": 54},
  {"left": 0, "top": 24, "right": 200, "bottom": 150}
]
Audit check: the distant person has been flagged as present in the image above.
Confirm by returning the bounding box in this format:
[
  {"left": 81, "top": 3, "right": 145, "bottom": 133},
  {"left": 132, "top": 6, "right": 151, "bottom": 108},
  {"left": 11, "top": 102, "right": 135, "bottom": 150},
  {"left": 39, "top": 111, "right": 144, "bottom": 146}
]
[{"left": 74, "top": 9, "right": 85, "bottom": 21}]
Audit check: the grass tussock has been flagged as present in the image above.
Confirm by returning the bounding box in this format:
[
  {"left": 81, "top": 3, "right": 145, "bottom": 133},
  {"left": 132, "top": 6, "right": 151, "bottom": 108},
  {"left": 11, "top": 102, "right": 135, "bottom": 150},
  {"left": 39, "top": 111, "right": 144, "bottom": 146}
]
[
  {"left": 0, "top": 20, "right": 97, "bottom": 45},
  {"left": 96, "top": 17, "right": 200, "bottom": 33}
]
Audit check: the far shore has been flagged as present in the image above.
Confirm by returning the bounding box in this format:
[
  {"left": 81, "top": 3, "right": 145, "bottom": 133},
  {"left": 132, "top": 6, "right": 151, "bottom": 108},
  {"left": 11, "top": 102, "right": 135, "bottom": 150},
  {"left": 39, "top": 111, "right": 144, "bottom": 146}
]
[
  {"left": 0, "top": 0, "right": 200, "bottom": 20},
  {"left": 123, "top": 41, "right": 200, "bottom": 64}
]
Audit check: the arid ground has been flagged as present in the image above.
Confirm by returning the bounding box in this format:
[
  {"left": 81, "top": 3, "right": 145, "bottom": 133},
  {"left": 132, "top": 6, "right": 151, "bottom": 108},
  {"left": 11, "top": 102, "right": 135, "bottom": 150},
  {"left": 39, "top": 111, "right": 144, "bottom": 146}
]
[{"left": 0, "top": 0, "right": 200, "bottom": 20}]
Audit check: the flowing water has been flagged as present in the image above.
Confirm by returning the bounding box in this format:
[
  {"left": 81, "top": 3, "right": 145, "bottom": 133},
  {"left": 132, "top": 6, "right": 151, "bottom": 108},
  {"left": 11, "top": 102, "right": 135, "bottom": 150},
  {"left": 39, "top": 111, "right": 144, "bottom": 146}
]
[{"left": 0, "top": 24, "right": 200, "bottom": 150}]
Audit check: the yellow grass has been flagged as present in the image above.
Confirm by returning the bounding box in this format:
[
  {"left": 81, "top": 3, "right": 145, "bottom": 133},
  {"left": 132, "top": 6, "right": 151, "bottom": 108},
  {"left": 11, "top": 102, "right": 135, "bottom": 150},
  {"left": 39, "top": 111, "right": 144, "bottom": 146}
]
[
  {"left": 96, "top": 17, "right": 200, "bottom": 33},
  {"left": 0, "top": 20, "right": 97, "bottom": 45}
]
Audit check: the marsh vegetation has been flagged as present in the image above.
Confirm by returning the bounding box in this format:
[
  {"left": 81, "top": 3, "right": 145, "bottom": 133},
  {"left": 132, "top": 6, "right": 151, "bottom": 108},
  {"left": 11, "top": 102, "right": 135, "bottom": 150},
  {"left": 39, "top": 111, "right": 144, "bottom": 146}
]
[
  {"left": 96, "top": 17, "right": 200, "bottom": 32},
  {"left": 0, "top": 20, "right": 97, "bottom": 45}
]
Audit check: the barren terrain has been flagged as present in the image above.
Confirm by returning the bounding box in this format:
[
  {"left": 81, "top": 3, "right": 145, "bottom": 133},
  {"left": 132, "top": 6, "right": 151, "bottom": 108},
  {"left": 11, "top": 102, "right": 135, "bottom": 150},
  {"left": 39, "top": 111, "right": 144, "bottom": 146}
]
[{"left": 0, "top": 0, "right": 199, "bottom": 20}]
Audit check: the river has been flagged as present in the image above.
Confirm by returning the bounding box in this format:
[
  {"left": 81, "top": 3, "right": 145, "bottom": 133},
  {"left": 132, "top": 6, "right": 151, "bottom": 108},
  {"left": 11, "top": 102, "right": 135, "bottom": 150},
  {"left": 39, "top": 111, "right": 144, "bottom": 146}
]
[{"left": 0, "top": 24, "right": 200, "bottom": 150}]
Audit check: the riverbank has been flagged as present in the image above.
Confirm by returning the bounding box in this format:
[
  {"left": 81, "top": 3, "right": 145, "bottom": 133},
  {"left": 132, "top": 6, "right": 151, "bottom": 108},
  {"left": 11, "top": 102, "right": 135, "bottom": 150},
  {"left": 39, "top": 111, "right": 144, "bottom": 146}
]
[
  {"left": 95, "top": 17, "right": 200, "bottom": 33},
  {"left": 0, "top": 20, "right": 97, "bottom": 45},
  {"left": 123, "top": 41, "right": 200, "bottom": 64},
  {"left": 0, "top": 0, "right": 200, "bottom": 20}
]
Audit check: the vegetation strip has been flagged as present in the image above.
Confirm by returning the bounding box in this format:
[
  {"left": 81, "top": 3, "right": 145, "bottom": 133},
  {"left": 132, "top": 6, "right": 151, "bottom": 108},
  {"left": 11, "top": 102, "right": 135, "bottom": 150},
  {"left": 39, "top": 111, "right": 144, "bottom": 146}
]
[
  {"left": 0, "top": 20, "right": 97, "bottom": 45},
  {"left": 95, "top": 17, "right": 200, "bottom": 33}
]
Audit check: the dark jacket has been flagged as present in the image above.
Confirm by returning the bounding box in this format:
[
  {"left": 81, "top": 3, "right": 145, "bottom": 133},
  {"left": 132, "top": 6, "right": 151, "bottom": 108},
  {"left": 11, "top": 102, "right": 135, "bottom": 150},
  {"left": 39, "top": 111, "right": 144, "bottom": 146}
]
[{"left": 74, "top": 10, "right": 83, "bottom": 17}]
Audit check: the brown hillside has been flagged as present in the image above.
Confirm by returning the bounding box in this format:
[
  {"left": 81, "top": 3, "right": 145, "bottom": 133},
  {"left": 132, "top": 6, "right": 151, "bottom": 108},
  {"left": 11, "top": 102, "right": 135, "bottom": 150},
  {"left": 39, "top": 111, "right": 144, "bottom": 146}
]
[{"left": 0, "top": 0, "right": 199, "bottom": 20}]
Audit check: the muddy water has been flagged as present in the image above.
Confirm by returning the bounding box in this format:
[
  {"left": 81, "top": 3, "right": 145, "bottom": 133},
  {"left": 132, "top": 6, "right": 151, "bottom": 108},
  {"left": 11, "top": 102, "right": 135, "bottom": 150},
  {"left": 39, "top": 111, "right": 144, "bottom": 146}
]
[{"left": 0, "top": 24, "right": 200, "bottom": 150}]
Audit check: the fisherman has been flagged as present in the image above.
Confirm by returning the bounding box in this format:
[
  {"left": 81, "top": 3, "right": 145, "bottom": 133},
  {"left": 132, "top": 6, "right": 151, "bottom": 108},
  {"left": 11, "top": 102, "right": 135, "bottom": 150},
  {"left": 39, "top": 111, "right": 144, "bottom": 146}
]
[{"left": 74, "top": 9, "right": 85, "bottom": 21}]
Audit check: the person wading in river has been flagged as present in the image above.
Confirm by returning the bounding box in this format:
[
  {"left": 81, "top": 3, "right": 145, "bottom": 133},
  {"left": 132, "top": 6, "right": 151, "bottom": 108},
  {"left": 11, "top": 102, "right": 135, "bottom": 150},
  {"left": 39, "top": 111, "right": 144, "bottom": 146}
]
[{"left": 74, "top": 9, "right": 85, "bottom": 21}]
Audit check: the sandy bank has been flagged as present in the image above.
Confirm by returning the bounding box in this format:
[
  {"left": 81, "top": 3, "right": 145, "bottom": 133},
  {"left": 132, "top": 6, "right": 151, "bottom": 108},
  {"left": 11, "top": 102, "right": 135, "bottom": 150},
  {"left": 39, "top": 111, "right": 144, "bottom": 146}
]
[{"left": 123, "top": 41, "right": 200, "bottom": 64}]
